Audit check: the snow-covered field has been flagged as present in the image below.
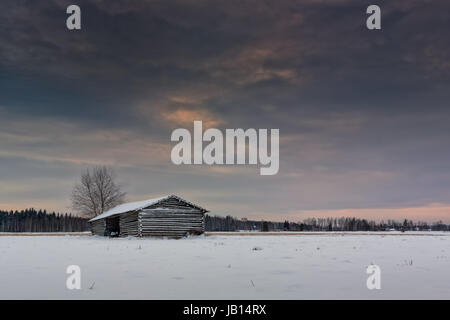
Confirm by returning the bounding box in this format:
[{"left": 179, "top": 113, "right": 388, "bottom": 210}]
[{"left": 1, "top": 233, "right": 449, "bottom": 299}]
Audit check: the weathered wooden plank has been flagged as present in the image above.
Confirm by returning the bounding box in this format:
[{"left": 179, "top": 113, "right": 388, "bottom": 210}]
[
  {"left": 119, "top": 211, "right": 139, "bottom": 237},
  {"left": 139, "top": 207, "right": 204, "bottom": 237},
  {"left": 90, "top": 219, "right": 106, "bottom": 236}
]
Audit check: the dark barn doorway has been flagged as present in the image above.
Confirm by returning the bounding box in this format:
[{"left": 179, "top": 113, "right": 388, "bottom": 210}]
[{"left": 105, "top": 216, "right": 120, "bottom": 237}]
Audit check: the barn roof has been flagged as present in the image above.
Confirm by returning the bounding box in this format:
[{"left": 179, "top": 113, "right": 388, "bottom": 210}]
[{"left": 88, "top": 194, "right": 207, "bottom": 222}]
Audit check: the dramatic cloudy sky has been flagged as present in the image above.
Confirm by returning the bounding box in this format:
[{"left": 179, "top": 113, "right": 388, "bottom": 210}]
[{"left": 1, "top": 0, "right": 449, "bottom": 222}]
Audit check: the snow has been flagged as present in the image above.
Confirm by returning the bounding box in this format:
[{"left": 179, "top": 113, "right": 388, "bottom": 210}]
[
  {"left": 89, "top": 196, "right": 167, "bottom": 222},
  {"left": 89, "top": 194, "right": 207, "bottom": 222},
  {"left": 0, "top": 233, "right": 449, "bottom": 299}
]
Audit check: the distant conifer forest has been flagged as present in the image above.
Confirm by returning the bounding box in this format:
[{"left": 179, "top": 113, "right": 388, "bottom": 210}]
[
  {"left": 0, "top": 209, "right": 89, "bottom": 232},
  {"left": 0, "top": 209, "right": 448, "bottom": 233}
]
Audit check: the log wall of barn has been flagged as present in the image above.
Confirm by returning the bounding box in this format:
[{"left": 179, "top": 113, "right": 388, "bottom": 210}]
[
  {"left": 139, "top": 198, "right": 205, "bottom": 238},
  {"left": 90, "top": 219, "right": 105, "bottom": 236},
  {"left": 139, "top": 209, "right": 204, "bottom": 237},
  {"left": 119, "top": 211, "right": 139, "bottom": 237}
]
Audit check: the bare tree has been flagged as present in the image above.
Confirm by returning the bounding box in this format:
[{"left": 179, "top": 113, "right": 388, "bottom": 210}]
[{"left": 71, "top": 166, "right": 126, "bottom": 218}]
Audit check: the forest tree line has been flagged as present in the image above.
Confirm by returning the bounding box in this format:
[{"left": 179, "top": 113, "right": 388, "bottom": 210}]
[
  {"left": 1, "top": 209, "right": 449, "bottom": 233},
  {"left": 205, "top": 215, "right": 450, "bottom": 232},
  {"left": 0, "top": 209, "right": 89, "bottom": 232}
]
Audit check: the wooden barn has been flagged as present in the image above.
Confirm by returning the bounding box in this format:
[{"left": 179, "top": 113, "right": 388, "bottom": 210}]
[{"left": 89, "top": 195, "right": 208, "bottom": 238}]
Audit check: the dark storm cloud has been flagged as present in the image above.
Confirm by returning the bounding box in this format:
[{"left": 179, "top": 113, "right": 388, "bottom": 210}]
[
  {"left": 0, "top": 0, "right": 450, "bottom": 221},
  {"left": 1, "top": 0, "right": 449, "bottom": 120}
]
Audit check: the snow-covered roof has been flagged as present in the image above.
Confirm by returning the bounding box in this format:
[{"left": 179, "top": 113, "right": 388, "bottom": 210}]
[{"left": 88, "top": 195, "right": 207, "bottom": 222}]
